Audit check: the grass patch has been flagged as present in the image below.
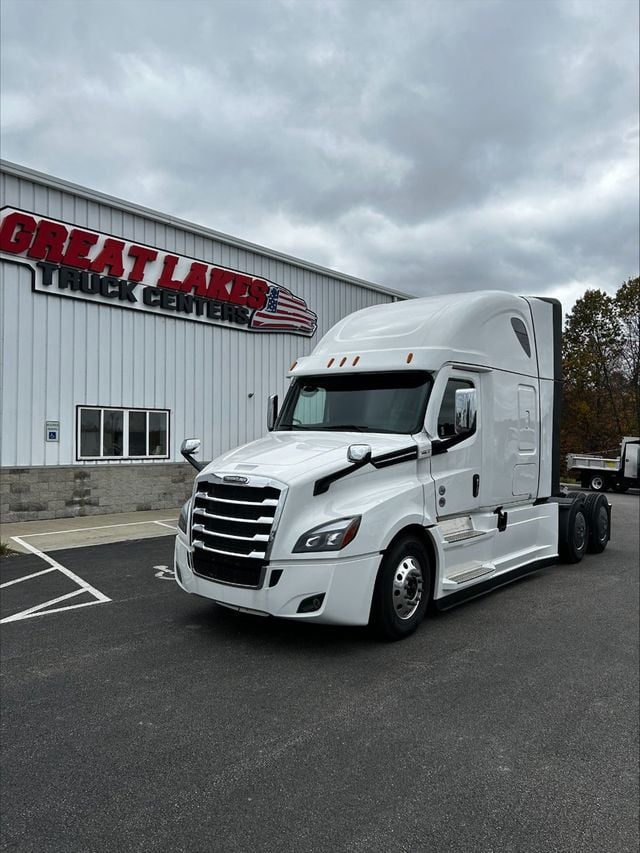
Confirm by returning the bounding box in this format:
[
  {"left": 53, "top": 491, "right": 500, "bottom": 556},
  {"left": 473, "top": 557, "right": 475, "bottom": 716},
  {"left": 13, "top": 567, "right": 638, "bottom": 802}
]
[{"left": 0, "top": 540, "right": 17, "bottom": 559}]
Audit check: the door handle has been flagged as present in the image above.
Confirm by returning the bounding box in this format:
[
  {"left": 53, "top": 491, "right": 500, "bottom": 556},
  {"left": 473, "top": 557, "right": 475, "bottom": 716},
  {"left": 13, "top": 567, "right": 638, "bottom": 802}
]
[{"left": 473, "top": 474, "right": 480, "bottom": 497}]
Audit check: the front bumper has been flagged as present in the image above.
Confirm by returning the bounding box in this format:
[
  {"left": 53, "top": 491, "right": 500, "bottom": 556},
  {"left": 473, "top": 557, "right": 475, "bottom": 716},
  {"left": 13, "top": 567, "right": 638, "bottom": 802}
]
[{"left": 174, "top": 537, "right": 380, "bottom": 626}]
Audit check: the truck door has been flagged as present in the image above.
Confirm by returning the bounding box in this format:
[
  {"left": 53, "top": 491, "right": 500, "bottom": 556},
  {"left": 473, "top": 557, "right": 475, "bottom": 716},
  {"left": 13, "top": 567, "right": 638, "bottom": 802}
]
[
  {"left": 623, "top": 440, "right": 639, "bottom": 482},
  {"left": 429, "top": 369, "right": 482, "bottom": 518}
]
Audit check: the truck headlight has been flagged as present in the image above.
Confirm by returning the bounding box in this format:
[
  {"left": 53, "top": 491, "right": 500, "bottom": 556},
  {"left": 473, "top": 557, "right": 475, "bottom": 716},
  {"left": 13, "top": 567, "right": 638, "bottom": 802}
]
[
  {"left": 293, "top": 516, "right": 361, "bottom": 553},
  {"left": 178, "top": 499, "right": 192, "bottom": 535}
]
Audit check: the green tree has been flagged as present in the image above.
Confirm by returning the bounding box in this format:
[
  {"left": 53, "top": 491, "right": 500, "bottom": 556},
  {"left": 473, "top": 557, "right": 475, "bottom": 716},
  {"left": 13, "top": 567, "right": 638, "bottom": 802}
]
[
  {"left": 562, "top": 279, "right": 639, "bottom": 463},
  {"left": 614, "top": 277, "right": 640, "bottom": 433}
]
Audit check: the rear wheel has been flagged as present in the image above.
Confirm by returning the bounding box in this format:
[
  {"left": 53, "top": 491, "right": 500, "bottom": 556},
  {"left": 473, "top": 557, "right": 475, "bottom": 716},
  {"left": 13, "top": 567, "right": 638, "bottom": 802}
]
[
  {"left": 584, "top": 493, "right": 610, "bottom": 553},
  {"left": 589, "top": 474, "right": 607, "bottom": 492},
  {"left": 559, "top": 501, "right": 589, "bottom": 563},
  {"left": 370, "top": 537, "right": 430, "bottom": 641}
]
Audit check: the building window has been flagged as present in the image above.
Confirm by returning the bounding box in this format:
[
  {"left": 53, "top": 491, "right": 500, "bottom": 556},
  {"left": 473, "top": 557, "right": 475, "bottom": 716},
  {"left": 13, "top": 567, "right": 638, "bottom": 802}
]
[{"left": 77, "top": 407, "right": 169, "bottom": 459}]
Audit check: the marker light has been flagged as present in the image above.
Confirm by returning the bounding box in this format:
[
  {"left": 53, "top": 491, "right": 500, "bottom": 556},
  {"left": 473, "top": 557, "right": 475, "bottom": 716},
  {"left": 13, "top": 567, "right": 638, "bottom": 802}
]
[
  {"left": 293, "top": 516, "right": 361, "bottom": 553},
  {"left": 178, "top": 498, "right": 192, "bottom": 535}
]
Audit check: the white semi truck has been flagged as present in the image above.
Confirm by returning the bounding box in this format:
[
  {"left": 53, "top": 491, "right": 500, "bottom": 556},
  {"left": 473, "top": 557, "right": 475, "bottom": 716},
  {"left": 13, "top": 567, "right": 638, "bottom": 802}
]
[
  {"left": 174, "top": 291, "right": 611, "bottom": 640},
  {"left": 567, "top": 437, "right": 639, "bottom": 493}
]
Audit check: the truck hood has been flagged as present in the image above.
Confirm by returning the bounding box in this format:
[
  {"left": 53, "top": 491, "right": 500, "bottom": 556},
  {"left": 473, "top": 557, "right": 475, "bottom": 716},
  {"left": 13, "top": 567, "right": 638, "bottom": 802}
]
[{"left": 201, "top": 431, "right": 416, "bottom": 484}]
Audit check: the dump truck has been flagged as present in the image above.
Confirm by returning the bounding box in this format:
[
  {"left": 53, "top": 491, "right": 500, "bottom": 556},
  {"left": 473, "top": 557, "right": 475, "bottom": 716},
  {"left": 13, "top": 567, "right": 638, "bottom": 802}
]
[{"left": 567, "top": 437, "right": 639, "bottom": 492}]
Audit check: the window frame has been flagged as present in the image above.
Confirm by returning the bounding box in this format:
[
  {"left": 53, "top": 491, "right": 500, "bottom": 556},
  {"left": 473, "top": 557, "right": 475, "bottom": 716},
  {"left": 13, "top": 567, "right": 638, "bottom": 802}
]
[
  {"left": 431, "top": 374, "right": 478, "bottom": 455},
  {"left": 76, "top": 405, "right": 170, "bottom": 461},
  {"left": 437, "top": 378, "right": 476, "bottom": 440}
]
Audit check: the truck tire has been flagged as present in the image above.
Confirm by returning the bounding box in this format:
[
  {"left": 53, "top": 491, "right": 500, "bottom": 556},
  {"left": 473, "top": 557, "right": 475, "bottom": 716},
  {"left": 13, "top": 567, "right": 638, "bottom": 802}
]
[
  {"left": 370, "top": 536, "right": 430, "bottom": 641},
  {"left": 558, "top": 500, "right": 589, "bottom": 563},
  {"left": 611, "top": 482, "right": 629, "bottom": 493},
  {"left": 589, "top": 474, "right": 607, "bottom": 492},
  {"left": 584, "top": 493, "right": 610, "bottom": 553}
]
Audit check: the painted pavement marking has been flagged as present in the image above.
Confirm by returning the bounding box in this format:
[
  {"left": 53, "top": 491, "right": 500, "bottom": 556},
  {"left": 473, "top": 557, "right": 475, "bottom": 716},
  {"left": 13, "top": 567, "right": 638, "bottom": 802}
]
[
  {"left": 154, "top": 565, "right": 175, "bottom": 580},
  {"left": 20, "top": 519, "right": 178, "bottom": 537},
  {"left": 1, "top": 536, "right": 111, "bottom": 624},
  {"left": 0, "top": 567, "right": 56, "bottom": 588}
]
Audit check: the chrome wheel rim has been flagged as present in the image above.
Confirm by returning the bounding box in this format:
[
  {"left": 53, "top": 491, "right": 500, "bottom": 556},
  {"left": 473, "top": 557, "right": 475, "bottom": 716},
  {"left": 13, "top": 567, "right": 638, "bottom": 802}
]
[
  {"left": 392, "top": 557, "right": 424, "bottom": 620},
  {"left": 591, "top": 476, "right": 603, "bottom": 490}
]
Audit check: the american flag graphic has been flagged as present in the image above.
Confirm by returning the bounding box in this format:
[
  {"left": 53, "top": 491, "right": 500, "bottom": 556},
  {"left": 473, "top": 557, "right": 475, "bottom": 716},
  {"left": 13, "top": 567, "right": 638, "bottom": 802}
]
[{"left": 250, "top": 286, "right": 317, "bottom": 336}]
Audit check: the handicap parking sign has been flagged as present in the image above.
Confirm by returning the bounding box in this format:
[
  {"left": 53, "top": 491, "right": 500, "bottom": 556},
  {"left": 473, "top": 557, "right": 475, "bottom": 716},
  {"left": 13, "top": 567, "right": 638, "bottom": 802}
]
[{"left": 45, "top": 421, "right": 60, "bottom": 442}]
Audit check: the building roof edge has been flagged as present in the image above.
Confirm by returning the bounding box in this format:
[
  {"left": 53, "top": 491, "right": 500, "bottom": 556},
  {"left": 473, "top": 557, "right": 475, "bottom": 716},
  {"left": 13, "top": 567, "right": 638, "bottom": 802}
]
[{"left": 0, "top": 159, "right": 407, "bottom": 301}]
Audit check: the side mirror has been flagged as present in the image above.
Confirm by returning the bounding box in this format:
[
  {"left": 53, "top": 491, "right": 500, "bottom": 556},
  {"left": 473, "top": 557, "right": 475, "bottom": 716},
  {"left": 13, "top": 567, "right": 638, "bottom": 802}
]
[
  {"left": 267, "top": 394, "right": 279, "bottom": 431},
  {"left": 180, "top": 438, "right": 204, "bottom": 471},
  {"left": 454, "top": 388, "right": 477, "bottom": 435},
  {"left": 347, "top": 444, "right": 372, "bottom": 465}
]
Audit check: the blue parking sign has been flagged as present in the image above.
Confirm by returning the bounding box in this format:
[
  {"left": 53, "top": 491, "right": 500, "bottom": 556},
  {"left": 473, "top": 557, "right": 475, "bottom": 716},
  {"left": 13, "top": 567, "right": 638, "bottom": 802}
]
[{"left": 45, "top": 421, "right": 60, "bottom": 442}]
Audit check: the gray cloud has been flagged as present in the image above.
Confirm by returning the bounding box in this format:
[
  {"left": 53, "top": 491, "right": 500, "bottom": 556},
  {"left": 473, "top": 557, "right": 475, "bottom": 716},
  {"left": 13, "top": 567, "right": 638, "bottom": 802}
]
[{"left": 1, "top": 0, "right": 637, "bottom": 313}]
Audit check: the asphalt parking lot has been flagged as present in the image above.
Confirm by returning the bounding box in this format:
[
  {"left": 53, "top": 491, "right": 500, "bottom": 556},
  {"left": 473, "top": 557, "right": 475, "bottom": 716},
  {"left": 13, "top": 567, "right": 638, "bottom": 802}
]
[{"left": 1, "top": 493, "right": 638, "bottom": 853}]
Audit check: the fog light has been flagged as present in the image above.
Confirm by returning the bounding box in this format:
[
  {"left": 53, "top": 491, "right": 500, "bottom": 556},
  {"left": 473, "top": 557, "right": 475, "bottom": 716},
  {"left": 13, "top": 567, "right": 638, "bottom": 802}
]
[{"left": 297, "top": 594, "right": 325, "bottom": 614}]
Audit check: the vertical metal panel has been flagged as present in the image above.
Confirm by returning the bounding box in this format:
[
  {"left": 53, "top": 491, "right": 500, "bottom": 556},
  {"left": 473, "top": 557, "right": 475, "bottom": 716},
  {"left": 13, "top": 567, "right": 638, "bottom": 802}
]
[
  {"left": 43, "top": 293, "right": 60, "bottom": 465},
  {"left": 1, "top": 171, "right": 399, "bottom": 468},
  {"left": 0, "top": 263, "right": 20, "bottom": 465}
]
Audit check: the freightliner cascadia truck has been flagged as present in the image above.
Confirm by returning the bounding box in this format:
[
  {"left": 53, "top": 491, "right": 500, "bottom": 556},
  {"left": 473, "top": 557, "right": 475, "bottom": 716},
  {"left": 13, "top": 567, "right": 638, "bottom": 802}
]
[{"left": 174, "top": 291, "right": 611, "bottom": 640}]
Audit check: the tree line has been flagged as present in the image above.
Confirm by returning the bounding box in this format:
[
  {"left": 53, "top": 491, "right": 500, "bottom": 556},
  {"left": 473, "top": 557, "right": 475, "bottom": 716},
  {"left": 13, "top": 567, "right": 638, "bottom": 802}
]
[{"left": 561, "top": 276, "right": 639, "bottom": 463}]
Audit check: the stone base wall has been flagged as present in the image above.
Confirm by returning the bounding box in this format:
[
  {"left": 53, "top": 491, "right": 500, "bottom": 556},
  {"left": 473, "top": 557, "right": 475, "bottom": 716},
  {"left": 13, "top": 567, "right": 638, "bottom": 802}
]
[{"left": 1, "top": 464, "right": 196, "bottom": 522}]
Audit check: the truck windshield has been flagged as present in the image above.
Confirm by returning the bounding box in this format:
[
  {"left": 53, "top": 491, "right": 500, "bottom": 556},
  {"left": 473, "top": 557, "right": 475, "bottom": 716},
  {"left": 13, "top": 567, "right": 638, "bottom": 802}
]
[{"left": 277, "top": 372, "right": 432, "bottom": 435}]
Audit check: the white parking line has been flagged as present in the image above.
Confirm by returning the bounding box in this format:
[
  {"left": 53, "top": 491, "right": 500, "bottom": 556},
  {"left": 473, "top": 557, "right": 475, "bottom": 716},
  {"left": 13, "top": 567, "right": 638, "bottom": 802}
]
[
  {"left": 0, "top": 567, "right": 56, "bottom": 588},
  {"left": 1, "top": 590, "right": 88, "bottom": 624},
  {"left": 153, "top": 521, "right": 178, "bottom": 531},
  {"left": 10, "top": 537, "right": 111, "bottom": 600},
  {"left": 1, "top": 536, "right": 111, "bottom": 624},
  {"left": 21, "top": 519, "right": 178, "bottom": 537}
]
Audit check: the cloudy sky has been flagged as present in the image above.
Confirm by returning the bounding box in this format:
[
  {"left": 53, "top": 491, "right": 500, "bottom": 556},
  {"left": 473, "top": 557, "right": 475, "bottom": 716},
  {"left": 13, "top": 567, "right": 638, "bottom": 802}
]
[{"left": 1, "top": 0, "right": 638, "bottom": 311}]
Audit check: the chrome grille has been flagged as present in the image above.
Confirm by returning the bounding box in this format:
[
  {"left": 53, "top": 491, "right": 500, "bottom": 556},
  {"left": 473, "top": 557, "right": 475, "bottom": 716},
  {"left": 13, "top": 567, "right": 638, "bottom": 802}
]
[{"left": 191, "top": 476, "right": 284, "bottom": 587}]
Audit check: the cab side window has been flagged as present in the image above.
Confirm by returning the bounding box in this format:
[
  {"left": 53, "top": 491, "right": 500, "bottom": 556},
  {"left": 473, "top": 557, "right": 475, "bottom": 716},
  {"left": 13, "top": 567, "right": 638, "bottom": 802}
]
[{"left": 437, "top": 379, "right": 474, "bottom": 438}]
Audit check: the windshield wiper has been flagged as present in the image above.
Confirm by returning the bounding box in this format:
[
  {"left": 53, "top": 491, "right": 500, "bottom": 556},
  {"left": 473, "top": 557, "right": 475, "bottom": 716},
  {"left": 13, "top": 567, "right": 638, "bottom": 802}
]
[
  {"left": 279, "top": 424, "right": 318, "bottom": 430},
  {"left": 323, "top": 424, "right": 369, "bottom": 432}
]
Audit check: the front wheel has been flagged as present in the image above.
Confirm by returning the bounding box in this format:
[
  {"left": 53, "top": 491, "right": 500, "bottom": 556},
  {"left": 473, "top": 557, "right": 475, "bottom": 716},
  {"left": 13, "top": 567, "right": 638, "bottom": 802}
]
[{"left": 370, "top": 537, "right": 430, "bottom": 641}]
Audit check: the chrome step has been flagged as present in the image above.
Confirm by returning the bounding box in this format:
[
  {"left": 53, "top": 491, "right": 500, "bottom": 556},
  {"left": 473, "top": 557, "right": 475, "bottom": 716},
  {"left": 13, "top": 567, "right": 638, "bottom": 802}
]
[
  {"left": 444, "top": 530, "right": 487, "bottom": 544},
  {"left": 445, "top": 564, "right": 495, "bottom": 585}
]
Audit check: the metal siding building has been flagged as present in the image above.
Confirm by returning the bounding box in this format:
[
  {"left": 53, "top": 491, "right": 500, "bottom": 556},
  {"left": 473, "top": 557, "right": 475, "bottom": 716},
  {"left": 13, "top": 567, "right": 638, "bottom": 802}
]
[{"left": 0, "top": 161, "right": 403, "bottom": 521}]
